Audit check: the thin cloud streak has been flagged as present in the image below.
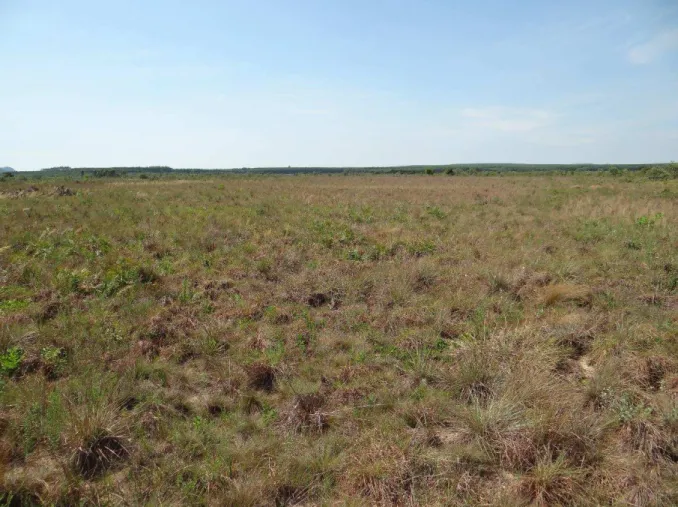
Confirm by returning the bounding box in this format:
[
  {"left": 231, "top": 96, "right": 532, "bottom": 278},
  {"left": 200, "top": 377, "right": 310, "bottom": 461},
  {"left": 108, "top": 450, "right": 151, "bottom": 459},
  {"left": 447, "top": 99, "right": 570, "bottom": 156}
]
[
  {"left": 628, "top": 28, "right": 678, "bottom": 64},
  {"left": 461, "top": 107, "right": 554, "bottom": 132}
]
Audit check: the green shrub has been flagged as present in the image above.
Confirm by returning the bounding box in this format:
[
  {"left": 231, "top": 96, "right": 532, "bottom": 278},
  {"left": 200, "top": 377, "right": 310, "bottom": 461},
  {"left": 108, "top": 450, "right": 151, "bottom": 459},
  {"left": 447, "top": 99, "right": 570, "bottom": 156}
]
[
  {"left": 0, "top": 346, "right": 23, "bottom": 376},
  {"left": 647, "top": 167, "right": 671, "bottom": 180}
]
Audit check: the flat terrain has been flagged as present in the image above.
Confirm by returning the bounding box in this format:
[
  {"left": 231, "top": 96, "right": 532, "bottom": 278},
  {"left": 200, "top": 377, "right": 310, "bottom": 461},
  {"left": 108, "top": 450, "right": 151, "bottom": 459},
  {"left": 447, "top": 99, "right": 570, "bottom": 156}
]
[{"left": 1, "top": 174, "right": 677, "bottom": 505}]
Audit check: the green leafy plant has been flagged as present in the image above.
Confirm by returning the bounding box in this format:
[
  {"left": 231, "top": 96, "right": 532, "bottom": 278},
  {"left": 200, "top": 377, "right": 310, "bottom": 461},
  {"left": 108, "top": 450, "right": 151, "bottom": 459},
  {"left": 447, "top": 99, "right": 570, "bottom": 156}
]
[
  {"left": 615, "top": 393, "right": 652, "bottom": 424},
  {"left": 635, "top": 212, "right": 663, "bottom": 227},
  {"left": 0, "top": 346, "right": 23, "bottom": 376}
]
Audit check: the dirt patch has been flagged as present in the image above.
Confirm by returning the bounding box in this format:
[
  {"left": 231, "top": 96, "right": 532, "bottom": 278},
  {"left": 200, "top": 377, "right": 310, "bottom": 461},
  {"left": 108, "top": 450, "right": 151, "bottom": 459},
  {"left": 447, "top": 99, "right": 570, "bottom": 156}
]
[
  {"left": 307, "top": 292, "right": 329, "bottom": 307},
  {"left": 307, "top": 290, "right": 341, "bottom": 309},
  {"left": 73, "top": 433, "right": 129, "bottom": 479},
  {"left": 641, "top": 357, "right": 672, "bottom": 391},
  {"left": 246, "top": 362, "right": 276, "bottom": 392}
]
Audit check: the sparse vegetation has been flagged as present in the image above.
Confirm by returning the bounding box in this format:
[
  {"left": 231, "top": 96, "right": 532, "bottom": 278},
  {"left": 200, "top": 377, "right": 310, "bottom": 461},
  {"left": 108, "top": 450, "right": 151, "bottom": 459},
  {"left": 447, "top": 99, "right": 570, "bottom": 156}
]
[{"left": 0, "top": 173, "right": 677, "bottom": 505}]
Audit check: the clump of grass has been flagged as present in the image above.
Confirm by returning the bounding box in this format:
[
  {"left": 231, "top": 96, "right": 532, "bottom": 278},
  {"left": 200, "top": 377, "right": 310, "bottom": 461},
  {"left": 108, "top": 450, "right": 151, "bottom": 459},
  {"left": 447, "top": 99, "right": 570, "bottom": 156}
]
[
  {"left": 444, "top": 350, "right": 499, "bottom": 403},
  {"left": 540, "top": 284, "right": 593, "bottom": 307},
  {"left": 509, "top": 270, "right": 552, "bottom": 301},
  {"left": 341, "top": 435, "right": 416, "bottom": 505},
  {"left": 488, "top": 273, "right": 511, "bottom": 294},
  {"left": 66, "top": 405, "right": 130, "bottom": 480},
  {"left": 284, "top": 393, "right": 329, "bottom": 433},
  {"left": 547, "top": 312, "right": 600, "bottom": 360},
  {"left": 518, "top": 453, "right": 585, "bottom": 506}
]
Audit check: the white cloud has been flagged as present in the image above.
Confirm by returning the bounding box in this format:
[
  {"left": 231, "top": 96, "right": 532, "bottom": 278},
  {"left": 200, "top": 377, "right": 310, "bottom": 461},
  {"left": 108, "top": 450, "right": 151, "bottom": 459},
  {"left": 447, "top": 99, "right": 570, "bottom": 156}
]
[
  {"left": 461, "top": 107, "right": 554, "bottom": 132},
  {"left": 628, "top": 28, "right": 678, "bottom": 64}
]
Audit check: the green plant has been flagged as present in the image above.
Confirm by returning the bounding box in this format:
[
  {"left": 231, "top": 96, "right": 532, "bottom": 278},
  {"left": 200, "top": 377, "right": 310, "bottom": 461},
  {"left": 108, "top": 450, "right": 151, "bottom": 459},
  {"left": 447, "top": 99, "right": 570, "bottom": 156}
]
[
  {"left": 425, "top": 205, "right": 446, "bottom": 219},
  {"left": 98, "top": 260, "right": 156, "bottom": 297},
  {"left": 406, "top": 240, "right": 436, "bottom": 256},
  {"left": 179, "top": 278, "right": 195, "bottom": 303},
  {"left": 0, "top": 299, "right": 29, "bottom": 313},
  {"left": 41, "top": 346, "right": 68, "bottom": 378},
  {"left": 635, "top": 213, "right": 663, "bottom": 227},
  {"left": 614, "top": 393, "right": 652, "bottom": 424},
  {"left": 346, "top": 248, "right": 363, "bottom": 261},
  {"left": 0, "top": 346, "right": 23, "bottom": 376}
]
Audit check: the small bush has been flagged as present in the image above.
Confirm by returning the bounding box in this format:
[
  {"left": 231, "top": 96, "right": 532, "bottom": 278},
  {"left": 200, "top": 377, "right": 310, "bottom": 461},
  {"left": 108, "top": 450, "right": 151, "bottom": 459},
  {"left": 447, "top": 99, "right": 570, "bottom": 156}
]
[
  {"left": 646, "top": 167, "right": 671, "bottom": 180},
  {"left": 0, "top": 346, "right": 23, "bottom": 377}
]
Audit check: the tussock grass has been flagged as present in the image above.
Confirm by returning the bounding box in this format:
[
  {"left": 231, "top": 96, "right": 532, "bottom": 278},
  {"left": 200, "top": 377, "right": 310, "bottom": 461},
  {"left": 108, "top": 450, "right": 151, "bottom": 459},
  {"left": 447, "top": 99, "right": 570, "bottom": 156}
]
[
  {"left": 1, "top": 173, "right": 677, "bottom": 504},
  {"left": 540, "top": 284, "right": 593, "bottom": 307}
]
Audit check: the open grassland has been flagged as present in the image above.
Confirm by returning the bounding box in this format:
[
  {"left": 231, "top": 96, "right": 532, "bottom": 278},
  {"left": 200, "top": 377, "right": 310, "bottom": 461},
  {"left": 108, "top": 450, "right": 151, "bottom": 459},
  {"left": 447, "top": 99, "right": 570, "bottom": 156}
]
[{"left": 1, "top": 174, "right": 677, "bottom": 505}]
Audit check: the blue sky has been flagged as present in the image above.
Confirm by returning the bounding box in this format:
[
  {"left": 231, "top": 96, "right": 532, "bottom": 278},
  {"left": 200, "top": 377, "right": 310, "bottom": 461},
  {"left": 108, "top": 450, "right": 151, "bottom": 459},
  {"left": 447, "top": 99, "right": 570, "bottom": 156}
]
[{"left": 1, "top": 0, "right": 677, "bottom": 170}]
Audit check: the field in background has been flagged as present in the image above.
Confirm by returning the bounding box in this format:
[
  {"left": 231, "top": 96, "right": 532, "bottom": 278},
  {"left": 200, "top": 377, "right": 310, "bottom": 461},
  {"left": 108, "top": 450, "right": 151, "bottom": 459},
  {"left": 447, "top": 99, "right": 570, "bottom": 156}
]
[{"left": 1, "top": 174, "right": 677, "bottom": 505}]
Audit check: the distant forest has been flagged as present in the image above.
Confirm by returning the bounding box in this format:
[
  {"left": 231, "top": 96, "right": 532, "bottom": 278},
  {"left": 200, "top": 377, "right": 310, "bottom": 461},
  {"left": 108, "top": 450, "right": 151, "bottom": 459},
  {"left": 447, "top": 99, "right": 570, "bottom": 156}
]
[{"left": 29, "top": 163, "right": 669, "bottom": 178}]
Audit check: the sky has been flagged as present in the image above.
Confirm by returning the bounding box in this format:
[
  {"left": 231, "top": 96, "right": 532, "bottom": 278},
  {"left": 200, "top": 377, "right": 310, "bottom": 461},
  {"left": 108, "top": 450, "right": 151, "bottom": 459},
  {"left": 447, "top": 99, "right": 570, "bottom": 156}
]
[{"left": 1, "top": 0, "right": 677, "bottom": 170}]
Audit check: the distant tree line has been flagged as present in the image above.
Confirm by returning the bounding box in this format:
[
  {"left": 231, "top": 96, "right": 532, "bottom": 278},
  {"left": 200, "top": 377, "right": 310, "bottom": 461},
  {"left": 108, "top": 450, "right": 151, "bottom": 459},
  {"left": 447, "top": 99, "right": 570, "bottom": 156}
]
[
  {"left": 40, "top": 166, "right": 173, "bottom": 174},
  {"left": 26, "top": 163, "right": 676, "bottom": 179}
]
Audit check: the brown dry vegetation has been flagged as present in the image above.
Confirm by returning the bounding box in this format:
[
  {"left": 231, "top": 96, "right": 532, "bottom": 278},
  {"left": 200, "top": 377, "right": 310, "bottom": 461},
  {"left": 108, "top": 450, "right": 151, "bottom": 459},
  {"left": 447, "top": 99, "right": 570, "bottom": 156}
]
[{"left": 0, "top": 173, "right": 677, "bottom": 505}]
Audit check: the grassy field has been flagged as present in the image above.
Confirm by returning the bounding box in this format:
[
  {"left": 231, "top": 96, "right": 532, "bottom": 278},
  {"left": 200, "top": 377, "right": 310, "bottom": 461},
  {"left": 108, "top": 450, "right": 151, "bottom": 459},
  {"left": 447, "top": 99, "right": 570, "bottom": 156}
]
[{"left": 0, "top": 174, "right": 677, "bottom": 505}]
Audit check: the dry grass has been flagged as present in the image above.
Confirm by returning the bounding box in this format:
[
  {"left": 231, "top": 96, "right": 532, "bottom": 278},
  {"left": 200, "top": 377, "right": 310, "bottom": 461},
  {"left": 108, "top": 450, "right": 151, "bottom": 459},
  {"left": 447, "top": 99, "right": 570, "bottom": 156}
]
[
  {"left": 540, "top": 284, "right": 593, "bottom": 307},
  {"left": 0, "top": 173, "right": 677, "bottom": 505}
]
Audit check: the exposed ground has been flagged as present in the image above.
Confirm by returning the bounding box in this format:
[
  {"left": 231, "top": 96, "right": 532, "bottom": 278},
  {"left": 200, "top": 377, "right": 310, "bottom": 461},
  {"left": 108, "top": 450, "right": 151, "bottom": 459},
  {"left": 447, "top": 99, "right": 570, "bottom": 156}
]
[{"left": 0, "top": 174, "right": 677, "bottom": 505}]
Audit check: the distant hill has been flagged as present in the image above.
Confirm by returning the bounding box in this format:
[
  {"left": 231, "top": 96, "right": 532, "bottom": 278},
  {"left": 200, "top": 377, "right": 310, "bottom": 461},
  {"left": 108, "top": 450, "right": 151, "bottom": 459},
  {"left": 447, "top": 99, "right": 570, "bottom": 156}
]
[{"left": 0, "top": 167, "right": 16, "bottom": 173}]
